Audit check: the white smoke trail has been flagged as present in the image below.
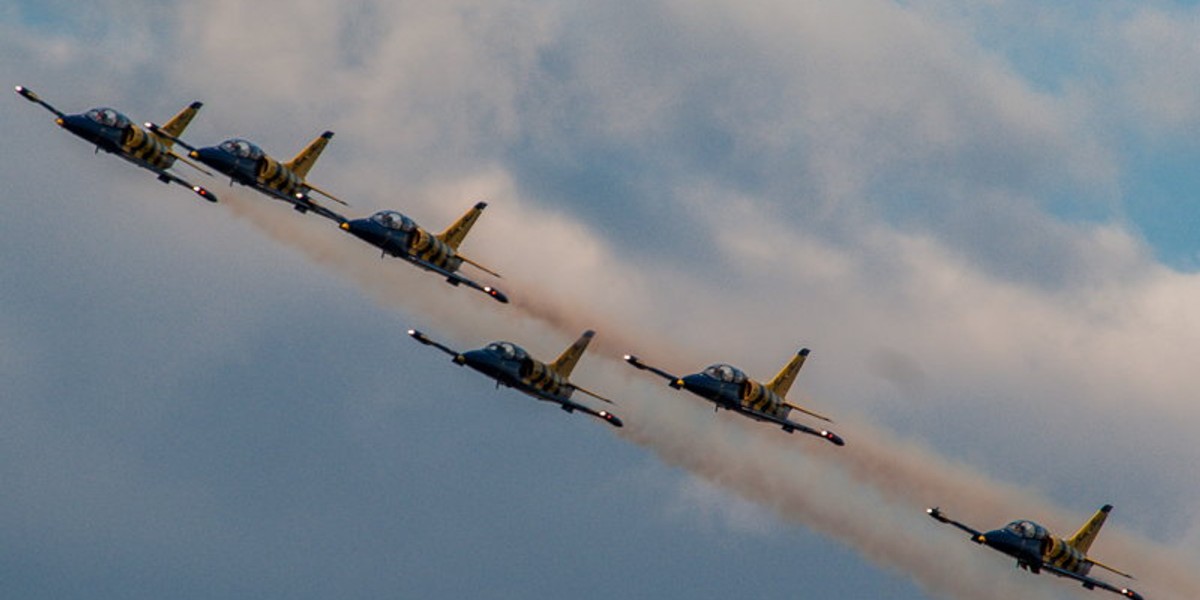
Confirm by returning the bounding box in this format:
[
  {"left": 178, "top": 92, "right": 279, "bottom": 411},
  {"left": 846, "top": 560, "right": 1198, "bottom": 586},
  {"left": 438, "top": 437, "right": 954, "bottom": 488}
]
[{"left": 216, "top": 186, "right": 1197, "bottom": 600}]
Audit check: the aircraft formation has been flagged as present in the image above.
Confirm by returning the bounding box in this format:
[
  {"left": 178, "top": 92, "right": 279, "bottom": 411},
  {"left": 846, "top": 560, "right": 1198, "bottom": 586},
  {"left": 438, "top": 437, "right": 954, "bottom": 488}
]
[{"left": 15, "top": 84, "right": 1149, "bottom": 600}]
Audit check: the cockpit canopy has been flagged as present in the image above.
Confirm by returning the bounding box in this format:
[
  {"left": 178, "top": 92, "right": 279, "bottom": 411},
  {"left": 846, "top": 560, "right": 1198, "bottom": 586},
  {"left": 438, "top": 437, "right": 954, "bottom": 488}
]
[
  {"left": 701, "top": 363, "right": 747, "bottom": 384},
  {"left": 1003, "top": 520, "right": 1048, "bottom": 540},
  {"left": 485, "top": 341, "right": 528, "bottom": 361},
  {"left": 85, "top": 107, "right": 130, "bottom": 128},
  {"left": 218, "top": 138, "right": 264, "bottom": 160},
  {"left": 370, "top": 210, "right": 416, "bottom": 232}
]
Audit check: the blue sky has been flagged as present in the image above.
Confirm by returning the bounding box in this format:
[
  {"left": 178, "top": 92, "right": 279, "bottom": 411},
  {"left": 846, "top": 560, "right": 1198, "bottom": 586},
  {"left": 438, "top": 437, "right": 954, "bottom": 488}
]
[{"left": 3, "top": 2, "right": 1200, "bottom": 599}]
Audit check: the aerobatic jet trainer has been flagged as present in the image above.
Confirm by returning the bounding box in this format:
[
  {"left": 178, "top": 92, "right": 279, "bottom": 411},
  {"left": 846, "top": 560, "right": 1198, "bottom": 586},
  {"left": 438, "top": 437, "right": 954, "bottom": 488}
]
[
  {"left": 340, "top": 201, "right": 508, "bottom": 303},
  {"left": 624, "top": 348, "right": 844, "bottom": 445},
  {"left": 927, "top": 505, "right": 1143, "bottom": 600},
  {"left": 409, "top": 329, "right": 622, "bottom": 428},
  {"left": 148, "top": 124, "right": 346, "bottom": 223},
  {"left": 14, "top": 85, "right": 215, "bottom": 202}
]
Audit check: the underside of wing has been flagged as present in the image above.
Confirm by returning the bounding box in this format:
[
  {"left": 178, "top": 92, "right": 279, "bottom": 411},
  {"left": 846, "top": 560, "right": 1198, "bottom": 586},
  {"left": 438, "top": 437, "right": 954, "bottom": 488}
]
[
  {"left": 403, "top": 255, "right": 508, "bottom": 303},
  {"left": 304, "top": 182, "right": 349, "bottom": 206},
  {"left": 925, "top": 507, "right": 985, "bottom": 540},
  {"left": 407, "top": 329, "right": 463, "bottom": 360},
  {"left": 535, "top": 391, "right": 624, "bottom": 428},
  {"left": 738, "top": 406, "right": 844, "bottom": 445},
  {"left": 623, "top": 355, "right": 680, "bottom": 383},
  {"left": 258, "top": 187, "right": 346, "bottom": 223},
  {"left": 116, "top": 154, "right": 217, "bottom": 203},
  {"left": 1041, "top": 565, "right": 1143, "bottom": 600}
]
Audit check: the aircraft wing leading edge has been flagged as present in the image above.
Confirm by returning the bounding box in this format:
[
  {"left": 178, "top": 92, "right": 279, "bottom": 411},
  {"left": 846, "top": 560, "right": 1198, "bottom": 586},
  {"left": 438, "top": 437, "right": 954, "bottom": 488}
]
[
  {"left": 743, "top": 406, "right": 845, "bottom": 446},
  {"left": 401, "top": 254, "right": 508, "bottom": 303},
  {"left": 623, "top": 355, "right": 680, "bottom": 384},
  {"left": 408, "top": 329, "right": 463, "bottom": 361},
  {"left": 113, "top": 153, "right": 216, "bottom": 202},
  {"left": 534, "top": 389, "right": 623, "bottom": 428},
  {"left": 926, "top": 507, "right": 985, "bottom": 540},
  {"left": 1041, "top": 565, "right": 1143, "bottom": 600}
]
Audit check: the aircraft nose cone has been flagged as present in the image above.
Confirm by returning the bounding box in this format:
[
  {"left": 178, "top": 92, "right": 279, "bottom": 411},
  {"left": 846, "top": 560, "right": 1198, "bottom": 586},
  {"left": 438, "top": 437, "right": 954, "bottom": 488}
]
[
  {"left": 191, "top": 146, "right": 236, "bottom": 174},
  {"left": 58, "top": 114, "right": 100, "bottom": 138},
  {"left": 458, "top": 349, "right": 505, "bottom": 379},
  {"left": 341, "top": 218, "right": 375, "bottom": 239},
  {"left": 341, "top": 218, "right": 396, "bottom": 250},
  {"left": 459, "top": 349, "right": 490, "bottom": 370},
  {"left": 979, "top": 529, "right": 1024, "bottom": 556},
  {"left": 678, "top": 373, "right": 720, "bottom": 397}
]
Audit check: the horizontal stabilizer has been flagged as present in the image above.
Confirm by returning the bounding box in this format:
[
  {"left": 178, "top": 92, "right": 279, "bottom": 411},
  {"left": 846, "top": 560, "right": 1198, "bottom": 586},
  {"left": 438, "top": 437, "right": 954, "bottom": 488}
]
[
  {"left": 573, "top": 384, "right": 615, "bottom": 405},
  {"left": 305, "top": 182, "right": 349, "bottom": 206},
  {"left": 171, "top": 151, "right": 214, "bottom": 177},
  {"left": 1089, "top": 558, "right": 1135, "bottom": 580},
  {"left": 783, "top": 401, "right": 833, "bottom": 423},
  {"left": 458, "top": 253, "right": 502, "bottom": 279}
]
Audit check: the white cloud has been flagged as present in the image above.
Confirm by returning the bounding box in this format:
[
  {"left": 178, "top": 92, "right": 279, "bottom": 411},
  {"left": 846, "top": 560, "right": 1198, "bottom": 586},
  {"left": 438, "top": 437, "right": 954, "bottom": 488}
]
[{"left": 8, "top": 1, "right": 1200, "bottom": 599}]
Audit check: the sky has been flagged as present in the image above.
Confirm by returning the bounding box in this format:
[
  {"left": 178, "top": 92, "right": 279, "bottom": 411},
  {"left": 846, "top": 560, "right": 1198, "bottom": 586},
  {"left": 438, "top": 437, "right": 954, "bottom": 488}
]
[{"left": 3, "top": 1, "right": 1200, "bottom": 599}]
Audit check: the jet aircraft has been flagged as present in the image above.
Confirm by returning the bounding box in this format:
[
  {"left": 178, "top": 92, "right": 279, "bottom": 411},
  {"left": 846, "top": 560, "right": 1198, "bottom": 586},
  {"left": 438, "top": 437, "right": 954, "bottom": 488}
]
[
  {"left": 340, "top": 202, "right": 508, "bottom": 303},
  {"left": 148, "top": 124, "right": 346, "bottom": 223},
  {"left": 623, "top": 349, "right": 844, "bottom": 445},
  {"left": 927, "top": 505, "right": 1143, "bottom": 600},
  {"left": 14, "top": 85, "right": 215, "bottom": 202},
  {"left": 408, "top": 328, "right": 623, "bottom": 428}
]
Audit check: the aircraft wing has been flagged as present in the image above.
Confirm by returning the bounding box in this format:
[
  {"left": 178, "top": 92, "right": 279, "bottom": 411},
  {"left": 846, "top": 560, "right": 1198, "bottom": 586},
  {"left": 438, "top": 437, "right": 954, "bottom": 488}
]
[
  {"left": 623, "top": 355, "right": 681, "bottom": 385},
  {"left": 744, "top": 407, "right": 844, "bottom": 445},
  {"left": 534, "top": 390, "right": 623, "bottom": 428},
  {"left": 305, "top": 200, "right": 349, "bottom": 225},
  {"left": 400, "top": 254, "right": 508, "bottom": 303},
  {"left": 257, "top": 186, "right": 347, "bottom": 224},
  {"left": 113, "top": 153, "right": 217, "bottom": 203},
  {"left": 926, "top": 507, "right": 985, "bottom": 540},
  {"left": 407, "top": 329, "right": 465, "bottom": 362},
  {"left": 1041, "top": 564, "right": 1143, "bottom": 600},
  {"left": 15, "top": 85, "right": 66, "bottom": 118}
]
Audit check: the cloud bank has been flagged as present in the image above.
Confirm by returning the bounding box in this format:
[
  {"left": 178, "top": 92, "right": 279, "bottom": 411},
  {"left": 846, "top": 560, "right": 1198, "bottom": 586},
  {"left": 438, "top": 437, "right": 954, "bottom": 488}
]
[{"left": 5, "top": 1, "right": 1200, "bottom": 599}]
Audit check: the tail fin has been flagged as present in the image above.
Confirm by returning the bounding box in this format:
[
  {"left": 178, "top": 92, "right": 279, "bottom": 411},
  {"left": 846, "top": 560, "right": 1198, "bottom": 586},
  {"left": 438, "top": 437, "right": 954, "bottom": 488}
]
[
  {"left": 1069, "top": 504, "right": 1112, "bottom": 555},
  {"left": 766, "top": 348, "right": 810, "bottom": 397},
  {"left": 437, "top": 202, "right": 487, "bottom": 250},
  {"left": 155, "top": 101, "right": 203, "bottom": 144},
  {"left": 285, "top": 131, "right": 334, "bottom": 179},
  {"left": 551, "top": 330, "right": 595, "bottom": 378}
]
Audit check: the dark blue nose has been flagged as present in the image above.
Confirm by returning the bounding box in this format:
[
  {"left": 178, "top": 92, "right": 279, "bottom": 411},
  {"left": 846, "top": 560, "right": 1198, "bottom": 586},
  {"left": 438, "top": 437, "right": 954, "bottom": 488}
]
[
  {"left": 190, "top": 146, "right": 238, "bottom": 175},
  {"left": 459, "top": 349, "right": 503, "bottom": 377},
  {"left": 980, "top": 529, "right": 1033, "bottom": 561},
  {"left": 678, "top": 373, "right": 723, "bottom": 398},
  {"left": 58, "top": 114, "right": 110, "bottom": 144},
  {"left": 339, "top": 218, "right": 387, "bottom": 246}
]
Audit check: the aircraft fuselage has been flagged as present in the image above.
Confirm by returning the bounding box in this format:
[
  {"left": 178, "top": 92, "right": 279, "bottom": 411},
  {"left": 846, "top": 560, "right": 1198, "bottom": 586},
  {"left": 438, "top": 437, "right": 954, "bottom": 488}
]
[
  {"left": 677, "top": 366, "right": 790, "bottom": 420},
  {"left": 978, "top": 521, "right": 1092, "bottom": 577},
  {"left": 458, "top": 345, "right": 574, "bottom": 402},
  {"left": 927, "top": 506, "right": 1141, "bottom": 599},
  {"left": 342, "top": 212, "right": 463, "bottom": 273},
  {"left": 190, "top": 138, "right": 316, "bottom": 209},
  {"left": 58, "top": 109, "right": 176, "bottom": 171}
]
